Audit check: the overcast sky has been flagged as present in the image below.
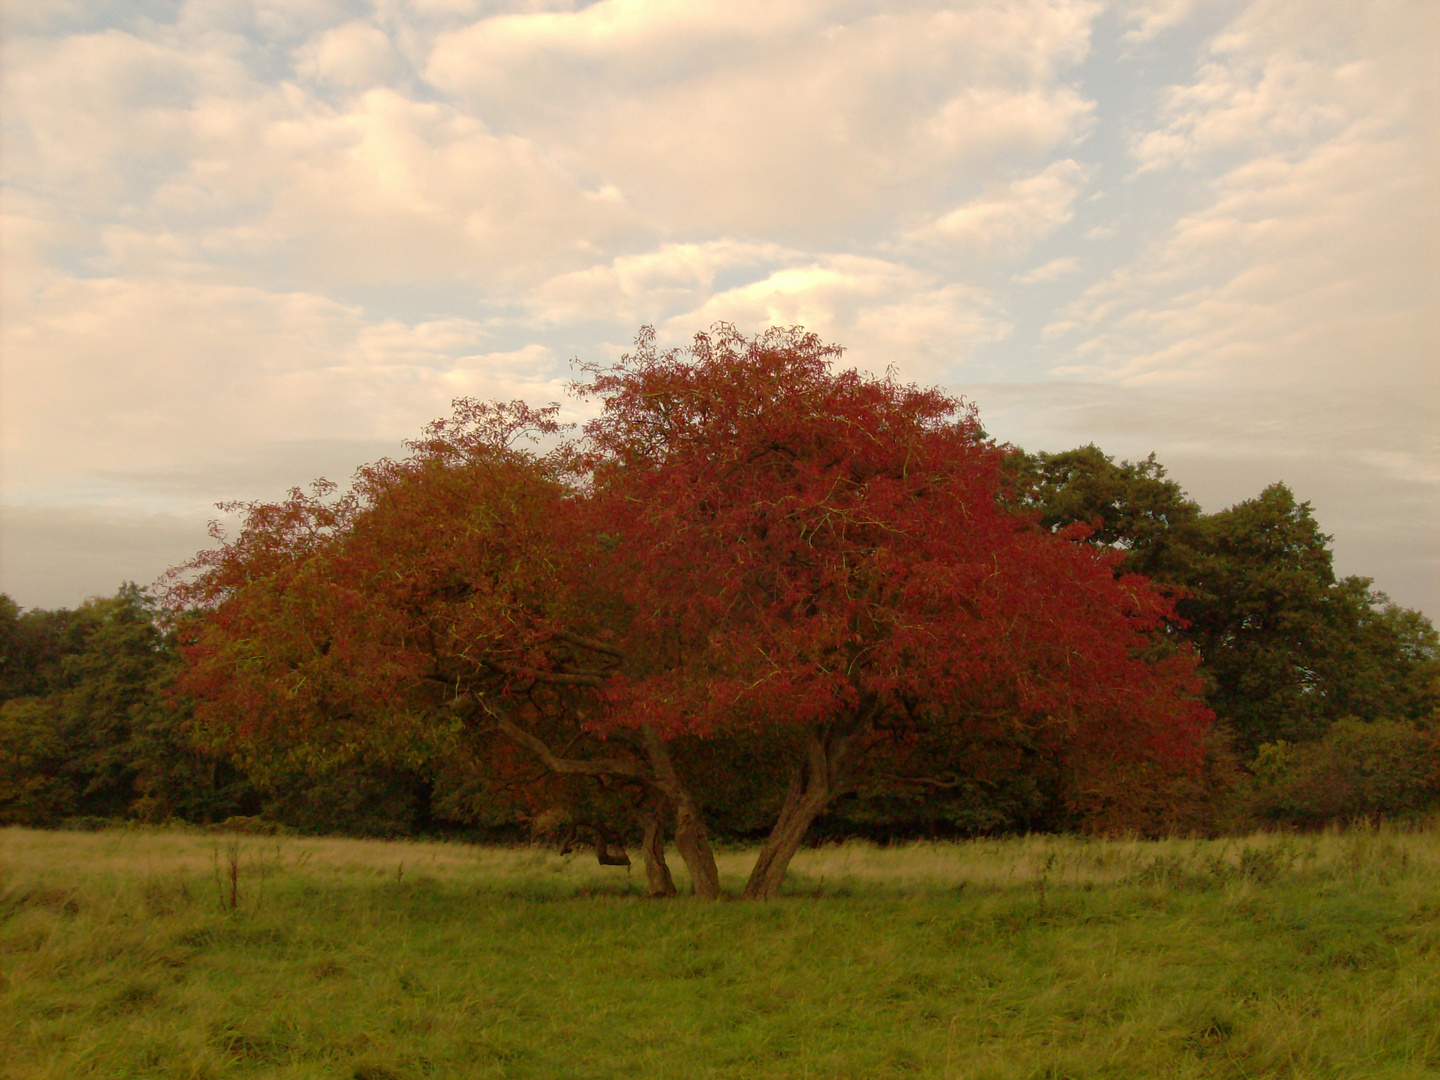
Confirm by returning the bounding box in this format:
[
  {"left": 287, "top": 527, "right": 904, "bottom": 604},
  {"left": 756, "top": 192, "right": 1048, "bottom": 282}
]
[{"left": 2, "top": 0, "right": 1436, "bottom": 615}]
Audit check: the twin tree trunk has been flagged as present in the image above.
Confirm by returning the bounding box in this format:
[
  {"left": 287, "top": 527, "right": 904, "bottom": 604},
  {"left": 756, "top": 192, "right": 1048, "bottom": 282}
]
[
  {"left": 635, "top": 723, "right": 852, "bottom": 900},
  {"left": 496, "top": 703, "right": 852, "bottom": 901}
]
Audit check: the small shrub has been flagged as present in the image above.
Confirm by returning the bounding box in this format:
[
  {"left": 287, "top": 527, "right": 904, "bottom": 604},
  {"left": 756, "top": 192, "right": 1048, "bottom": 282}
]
[{"left": 1250, "top": 718, "right": 1440, "bottom": 827}]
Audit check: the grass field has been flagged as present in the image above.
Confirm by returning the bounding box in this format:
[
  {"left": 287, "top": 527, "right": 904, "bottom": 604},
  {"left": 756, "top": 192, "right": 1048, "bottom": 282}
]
[{"left": 2, "top": 824, "right": 1437, "bottom": 1079}]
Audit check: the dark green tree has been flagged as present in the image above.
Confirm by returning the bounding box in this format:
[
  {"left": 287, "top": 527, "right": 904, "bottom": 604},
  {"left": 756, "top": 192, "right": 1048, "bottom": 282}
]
[
  {"left": 1012, "top": 449, "right": 1439, "bottom": 760},
  {"left": 0, "top": 587, "right": 166, "bottom": 821},
  {"left": 1, "top": 594, "right": 84, "bottom": 703},
  {"left": 1179, "top": 484, "right": 1356, "bottom": 751},
  {"left": 1003, "top": 444, "right": 1203, "bottom": 582},
  {"left": 1320, "top": 589, "right": 1439, "bottom": 725},
  {"left": 0, "top": 586, "right": 253, "bottom": 825}
]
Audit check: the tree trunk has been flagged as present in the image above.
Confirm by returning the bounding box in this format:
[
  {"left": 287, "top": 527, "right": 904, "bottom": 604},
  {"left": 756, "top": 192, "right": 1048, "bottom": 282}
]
[
  {"left": 640, "top": 812, "right": 677, "bottom": 897},
  {"left": 672, "top": 797, "right": 722, "bottom": 900},
  {"left": 487, "top": 703, "right": 719, "bottom": 899},
  {"left": 742, "top": 724, "right": 853, "bottom": 900},
  {"left": 640, "top": 725, "right": 722, "bottom": 900}
]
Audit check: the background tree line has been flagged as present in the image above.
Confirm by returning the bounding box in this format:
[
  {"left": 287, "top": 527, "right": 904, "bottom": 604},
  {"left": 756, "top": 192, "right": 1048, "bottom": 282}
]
[{"left": 2, "top": 332, "right": 1437, "bottom": 853}]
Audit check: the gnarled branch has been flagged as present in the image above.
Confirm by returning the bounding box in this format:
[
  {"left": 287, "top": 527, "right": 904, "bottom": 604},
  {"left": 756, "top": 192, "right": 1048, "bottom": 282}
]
[
  {"left": 482, "top": 659, "right": 607, "bottom": 687},
  {"left": 488, "top": 712, "right": 647, "bottom": 779},
  {"left": 553, "top": 630, "right": 627, "bottom": 659}
]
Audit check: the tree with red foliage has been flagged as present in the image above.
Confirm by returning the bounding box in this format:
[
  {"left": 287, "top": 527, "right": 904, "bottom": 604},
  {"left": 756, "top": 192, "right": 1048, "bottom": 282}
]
[
  {"left": 577, "top": 326, "right": 1211, "bottom": 896},
  {"left": 168, "top": 400, "right": 724, "bottom": 895},
  {"left": 169, "top": 326, "right": 1210, "bottom": 900}
]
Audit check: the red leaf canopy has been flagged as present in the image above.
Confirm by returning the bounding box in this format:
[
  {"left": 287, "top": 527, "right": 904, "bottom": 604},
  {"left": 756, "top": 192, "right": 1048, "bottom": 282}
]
[
  {"left": 581, "top": 325, "right": 1210, "bottom": 769},
  {"left": 168, "top": 327, "right": 1209, "bottom": 835}
]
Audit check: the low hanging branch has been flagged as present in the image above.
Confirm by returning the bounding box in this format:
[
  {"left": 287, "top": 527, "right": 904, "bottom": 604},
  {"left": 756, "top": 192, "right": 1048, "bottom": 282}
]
[
  {"left": 480, "top": 659, "right": 608, "bottom": 687},
  {"left": 552, "top": 630, "right": 627, "bottom": 659},
  {"left": 483, "top": 702, "right": 721, "bottom": 898},
  {"left": 485, "top": 710, "right": 647, "bottom": 780}
]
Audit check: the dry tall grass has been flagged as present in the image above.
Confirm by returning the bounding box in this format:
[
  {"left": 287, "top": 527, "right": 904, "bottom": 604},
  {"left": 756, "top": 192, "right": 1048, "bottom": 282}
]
[{"left": 7, "top": 820, "right": 1432, "bottom": 897}]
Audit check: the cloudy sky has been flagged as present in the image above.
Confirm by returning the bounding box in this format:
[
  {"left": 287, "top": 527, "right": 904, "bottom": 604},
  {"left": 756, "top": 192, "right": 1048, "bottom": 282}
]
[{"left": 2, "top": 0, "right": 1436, "bottom": 615}]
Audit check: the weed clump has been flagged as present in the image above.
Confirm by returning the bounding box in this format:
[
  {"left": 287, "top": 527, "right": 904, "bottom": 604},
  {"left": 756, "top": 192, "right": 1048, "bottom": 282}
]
[{"left": 1127, "top": 842, "right": 1297, "bottom": 890}]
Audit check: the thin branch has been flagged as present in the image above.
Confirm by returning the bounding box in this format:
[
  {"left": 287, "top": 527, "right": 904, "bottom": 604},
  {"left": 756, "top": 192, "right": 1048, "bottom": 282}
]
[
  {"left": 481, "top": 703, "right": 647, "bottom": 779},
  {"left": 553, "top": 630, "right": 628, "bottom": 659},
  {"left": 482, "top": 659, "right": 606, "bottom": 687}
]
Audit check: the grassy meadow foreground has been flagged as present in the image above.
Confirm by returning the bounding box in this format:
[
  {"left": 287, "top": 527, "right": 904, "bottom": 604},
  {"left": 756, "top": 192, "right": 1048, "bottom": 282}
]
[{"left": 1, "top": 826, "right": 1437, "bottom": 1079}]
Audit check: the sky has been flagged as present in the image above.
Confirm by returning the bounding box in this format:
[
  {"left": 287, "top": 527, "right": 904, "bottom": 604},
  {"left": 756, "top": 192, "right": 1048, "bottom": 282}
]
[{"left": 2, "top": 0, "right": 1436, "bottom": 616}]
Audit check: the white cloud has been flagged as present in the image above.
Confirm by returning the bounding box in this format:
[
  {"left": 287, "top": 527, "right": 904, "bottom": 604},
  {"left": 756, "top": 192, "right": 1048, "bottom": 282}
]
[
  {"left": 1118, "top": 0, "right": 1197, "bottom": 46},
  {"left": 528, "top": 239, "right": 1013, "bottom": 379},
  {"left": 3, "top": 31, "right": 641, "bottom": 290},
  {"left": 250, "top": 88, "right": 644, "bottom": 286},
  {"left": 1128, "top": 0, "right": 1427, "bottom": 173},
  {"left": 907, "top": 160, "right": 1089, "bottom": 258},
  {"left": 3, "top": 1, "right": 1102, "bottom": 297},
  {"left": 424, "top": 0, "right": 813, "bottom": 93},
  {"left": 670, "top": 255, "right": 1007, "bottom": 379},
  {"left": 1013, "top": 255, "right": 1082, "bottom": 283},
  {"left": 1057, "top": 0, "right": 1437, "bottom": 393},
  {"left": 528, "top": 242, "right": 1008, "bottom": 378},
  {"left": 295, "top": 21, "right": 404, "bottom": 89},
  {"left": 427, "top": 1, "right": 1099, "bottom": 238},
  {"left": 0, "top": 273, "right": 569, "bottom": 507},
  {"left": 528, "top": 240, "right": 793, "bottom": 326}
]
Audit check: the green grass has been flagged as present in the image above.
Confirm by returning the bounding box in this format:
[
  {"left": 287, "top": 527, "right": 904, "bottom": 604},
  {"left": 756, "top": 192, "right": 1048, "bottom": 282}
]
[{"left": 2, "top": 826, "right": 1437, "bottom": 1079}]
